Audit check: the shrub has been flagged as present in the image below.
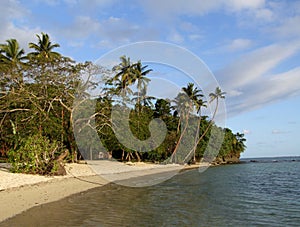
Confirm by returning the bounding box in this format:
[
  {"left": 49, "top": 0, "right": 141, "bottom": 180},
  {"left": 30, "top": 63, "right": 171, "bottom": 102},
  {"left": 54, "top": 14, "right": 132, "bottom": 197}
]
[{"left": 8, "top": 134, "right": 65, "bottom": 175}]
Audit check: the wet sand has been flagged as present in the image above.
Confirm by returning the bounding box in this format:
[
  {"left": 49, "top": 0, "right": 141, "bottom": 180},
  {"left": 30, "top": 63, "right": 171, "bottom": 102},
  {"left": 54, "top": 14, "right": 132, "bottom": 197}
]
[
  {"left": 0, "top": 161, "right": 207, "bottom": 222},
  {"left": 0, "top": 163, "right": 105, "bottom": 222}
]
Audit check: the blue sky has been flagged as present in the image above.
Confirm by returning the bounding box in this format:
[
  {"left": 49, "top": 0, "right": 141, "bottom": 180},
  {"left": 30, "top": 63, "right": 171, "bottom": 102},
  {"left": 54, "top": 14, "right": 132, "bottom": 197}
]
[{"left": 1, "top": 0, "right": 300, "bottom": 158}]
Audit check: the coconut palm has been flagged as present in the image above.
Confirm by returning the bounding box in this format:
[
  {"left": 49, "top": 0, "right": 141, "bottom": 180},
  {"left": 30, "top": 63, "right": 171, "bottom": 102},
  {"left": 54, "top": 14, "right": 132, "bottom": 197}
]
[
  {"left": 113, "top": 56, "right": 136, "bottom": 91},
  {"left": 132, "top": 86, "right": 156, "bottom": 108},
  {"left": 170, "top": 83, "right": 203, "bottom": 163},
  {"left": 28, "top": 33, "right": 60, "bottom": 60},
  {"left": 182, "top": 83, "right": 203, "bottom": 106},
  {"left": 209, "top": 86, "right": 226, "bottom": 121},
  {"left": 170, "top": 92, "right": 190, "bottom": 162},
  {"left": 233, "top": 132, "right": 246, "bottom": 153},
  {"left": 180, "top": 83, "right": 207, "bottom": 163},
  {"left": 190, "top": 98, "right": 207, "bottom": 163},
  {"left": 133, "top": 61, "right": 152, "bottom": 106},
  {"left": 0, "top": 39, "right": 26, "bottom": 83},
  {"left": 0, "top": 39, "right": 26, "bottom": 65},
  {"left": 194, "top": 86, "right": 226, "bottom": 153}
]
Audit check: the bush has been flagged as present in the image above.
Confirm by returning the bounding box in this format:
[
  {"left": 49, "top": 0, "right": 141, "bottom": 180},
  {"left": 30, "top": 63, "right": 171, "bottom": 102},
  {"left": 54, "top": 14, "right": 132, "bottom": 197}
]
[{"left": 8, "top": 134, "right": 65, "bottom": 175}]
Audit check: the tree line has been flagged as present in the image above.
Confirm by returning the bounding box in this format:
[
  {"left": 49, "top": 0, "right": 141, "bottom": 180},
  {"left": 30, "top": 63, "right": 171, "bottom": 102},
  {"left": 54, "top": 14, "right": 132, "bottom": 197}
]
[{"left": 0, "top": 33, "right": 246, "bottom": 175}]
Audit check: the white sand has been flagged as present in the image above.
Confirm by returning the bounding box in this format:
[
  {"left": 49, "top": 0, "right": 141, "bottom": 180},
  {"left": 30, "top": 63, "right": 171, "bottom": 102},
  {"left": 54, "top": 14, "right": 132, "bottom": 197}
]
[
  {"left": 0, "top": 163, "right": 97, "bottom": 191},
  {"left": 0, "top": 161, "right": 208, "bottom": 222},
  {"left": 0, "top": 163, "right": 105, "bottom": 222}
]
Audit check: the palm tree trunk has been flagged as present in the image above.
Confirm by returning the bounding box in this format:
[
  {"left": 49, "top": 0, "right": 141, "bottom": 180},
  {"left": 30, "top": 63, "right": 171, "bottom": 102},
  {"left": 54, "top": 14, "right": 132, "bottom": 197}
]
[
  {"left": 182, "top": 114, "right": 201, "bottom": 163},
  {"left": 122, "top": 150, "right": 125, "bottom": 161},
  {"left": 171, "top": 113, "right": 190, "bottom": 163},
  {"left": 195, "top": 99, "right": 219, "bottom": 152},
  {"left": 193, "top": 115, "right": 201, "bottom": 162},
  {"left": 135, "top": 151, "right": 141, "bottom": 162}
]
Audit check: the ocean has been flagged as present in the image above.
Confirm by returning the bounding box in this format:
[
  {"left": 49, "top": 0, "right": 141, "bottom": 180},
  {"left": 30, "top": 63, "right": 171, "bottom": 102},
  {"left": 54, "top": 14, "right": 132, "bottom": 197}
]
[{"left": 1, "top": 156, "right": 300, "bottom": 226}]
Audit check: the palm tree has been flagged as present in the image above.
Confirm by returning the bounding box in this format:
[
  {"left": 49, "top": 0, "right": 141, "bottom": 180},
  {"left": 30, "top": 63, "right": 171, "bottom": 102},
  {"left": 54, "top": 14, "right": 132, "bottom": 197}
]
[
  {"left": 194, "top": 86, "right": 226, "bottom": 156},
  {"left": 209, "top": 87, "right": 226, "bottom": 121},
  {"left": 170, "top": 92, "right": 190, "bottom": 162},
  {"left": 0, "top": 39, "right": 26, "bottom": 83},
  {"left": 182, "top": 83, "right": 203, "bottom": 106},
  {"left": 111, "top": 55, "right": 137, "bottom": 97},
  {"left": 28, "top": 33, "right": 61, "bottom": 60},
  {"left": 132, "top": 87, "right": 156, "bottom": 108},
  {"left": 0, "top": 39, "right": 26, "bottom": 65},
  {"left": 109, "top": 56, "right": 147, "bottom": 161},
  {"left": 233, "top": 132, "right": 246, "bottom": 153},
  {"left": 170, "top": 83, "right": 202, "bottom": 163},
  {"left": 179, "top": 83, "right": 207, "bottom": 163},
  {"left": 189, "top": 98, "right": 207, "bottom": 163},
  {"left": 131, "top": 62, "right": 152, "bottom": 161},
  {"left": 133, "top": 61, "right": 152, "bottom": 107}
]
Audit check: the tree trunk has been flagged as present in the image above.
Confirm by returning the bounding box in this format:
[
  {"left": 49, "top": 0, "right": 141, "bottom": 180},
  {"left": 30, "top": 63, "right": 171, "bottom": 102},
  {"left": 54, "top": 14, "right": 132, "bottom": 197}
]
[
  {"left": 135, "top": 151, "right": 141, "bottom": 162},
  {"left": 195, "top": 99, "right": 219, "bottom": 152},
  {"left": 171, "top": 113, "right": 189, "bottom": 163},
  {"left": 122, "top": 149, "right": 125, "bottom": 161}
]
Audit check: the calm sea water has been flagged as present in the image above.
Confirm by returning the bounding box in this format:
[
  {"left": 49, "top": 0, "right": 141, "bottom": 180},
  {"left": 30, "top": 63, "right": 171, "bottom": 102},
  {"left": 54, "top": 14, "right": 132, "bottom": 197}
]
[{"left": 1, "top": 157, "right": 300, "bottom": 226}]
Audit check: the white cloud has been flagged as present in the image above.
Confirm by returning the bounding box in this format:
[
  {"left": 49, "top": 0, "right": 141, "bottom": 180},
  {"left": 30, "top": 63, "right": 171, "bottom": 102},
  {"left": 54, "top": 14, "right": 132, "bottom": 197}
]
[
  {"left": 64, "top": 16, "right": 101, "bottom": 38},
  {"left": 243, "top": 129, "right": 251, "bottom": 134},
  {"left": 67, "top": 40, "right": 84, "bottom": 48},
  {"left": 225, "top": 66, "right": 300, "bottom": 116},
  {"left": 272, "top": 129, "right": 290, "bottom": 134},
  {"left": 179, "top": 22, "right": 199, "bottom": 32},
  {"left": 140, "top": 0, "right": 265, "bottom": 18},
  {"left": 0, "top": 0, "right": 27, "bottom": 19},
  {"left": 0, "top": 1, "right": 40, "bottom": 51},
  {"left": 227, "top": 89, "right": 243, "bottom": 97},
  {"left": 42, "top": 0, "right": 60, "bottom": 6},
  {"left": 254, "top": 8, "right": 274, "bottom": 21},
  {"left": 226, "top": 39, "right": 253, "bottom": 52},
  {"left": 60, "top": 15, "right": 147, "bottom": 47},
  {"left": 216, "top": 41, "right": 300, "bottom": 117},
  {"left": 188, "top": 34, "right": 203, "bottom": 41},
  {"left": 272, "top": 16, "right": 300, "bottom": 39},
  {"left": 203, "top": 38, "right": 253, "bottom": 55},
  {"left": 219, "top": 42, "right": 300, "bottom": 89},
  {"left": 167, "top": 31, "right": 184, "bottom": 43},
  {"left": 41, "top": 0, "right": 118, "bottom": 8},
  {"left": 225, "top": 0, "right": 265, "bottom": 11}
]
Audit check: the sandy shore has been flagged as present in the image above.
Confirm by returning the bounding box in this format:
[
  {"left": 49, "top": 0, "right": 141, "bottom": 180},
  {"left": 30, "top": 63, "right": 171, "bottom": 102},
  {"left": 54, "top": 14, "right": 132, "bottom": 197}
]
[
  {"left": 0, "top": 163, "right": 106, "bottom": 222},
  {"left": 0, "top": 161, "right": 208, "bottom": 222}
]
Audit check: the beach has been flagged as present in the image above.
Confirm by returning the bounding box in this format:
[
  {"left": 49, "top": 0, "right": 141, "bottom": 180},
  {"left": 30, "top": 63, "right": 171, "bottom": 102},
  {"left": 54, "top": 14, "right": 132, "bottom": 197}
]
[
  {"left": 0, "top": 163, "right": 104, "bottom": 222},
  {"left": 0, "top": 161, "right": 205, "bottom": 222}
]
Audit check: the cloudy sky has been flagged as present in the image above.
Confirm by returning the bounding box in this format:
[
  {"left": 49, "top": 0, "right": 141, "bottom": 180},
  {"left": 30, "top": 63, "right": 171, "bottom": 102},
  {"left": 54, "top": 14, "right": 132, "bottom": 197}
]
[{"left": 2, "top": 0, "right": 300, "bottom": 158}]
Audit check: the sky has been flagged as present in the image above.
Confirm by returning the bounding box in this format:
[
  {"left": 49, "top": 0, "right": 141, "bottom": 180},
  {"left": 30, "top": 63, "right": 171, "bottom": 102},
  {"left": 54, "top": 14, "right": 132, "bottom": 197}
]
[{"left": 1, "top": 0, "right": 300, "bottom": 158}]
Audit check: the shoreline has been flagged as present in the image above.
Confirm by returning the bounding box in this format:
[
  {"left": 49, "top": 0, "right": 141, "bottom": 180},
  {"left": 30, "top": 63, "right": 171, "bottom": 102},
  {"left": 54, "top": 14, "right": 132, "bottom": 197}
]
[
  {"left": 0, "top": 163, "right": 106, "bottom": 222},
  {"left": 0, "top": 161, "right": 208, "bottom": 222}
]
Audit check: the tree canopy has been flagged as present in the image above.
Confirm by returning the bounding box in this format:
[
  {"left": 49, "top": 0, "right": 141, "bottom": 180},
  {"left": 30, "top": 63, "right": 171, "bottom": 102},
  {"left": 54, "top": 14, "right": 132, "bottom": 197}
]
[{"left": 0, "top": 33, "right": 246, "bottom": 175}]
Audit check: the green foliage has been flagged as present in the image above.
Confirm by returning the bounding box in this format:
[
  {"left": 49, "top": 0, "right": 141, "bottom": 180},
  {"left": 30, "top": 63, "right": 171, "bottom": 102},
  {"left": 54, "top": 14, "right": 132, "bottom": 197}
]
[
  {"left": 0, "top": 36, "right": 246, "bottom": 168},
  {"left": 8, "top": 134, "right": 61, "bottom": 175}
]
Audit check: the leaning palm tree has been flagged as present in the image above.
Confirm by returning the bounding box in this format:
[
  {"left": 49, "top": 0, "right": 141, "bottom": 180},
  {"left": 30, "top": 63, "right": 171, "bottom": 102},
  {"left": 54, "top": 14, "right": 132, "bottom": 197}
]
[
  {"left": 188, "top": 98, "right": 207, "bottom": 163},
  {"left": 209, "top": 87, "right": 226, "bottom": 121},
  {"left": 170, "top": 83, "right": 202, "bottom": 163},
  {"left": 170, "top": 92, "right": 191, "bottom": 162},
  {"left": 28, "top": 32, "right": 61, "bottom": 60},
  {"left": 194, "top": 86, "right": 226, "bottom": 154},
  {"left": 180, "top": 83, "right": 206, "bottom": 163}
]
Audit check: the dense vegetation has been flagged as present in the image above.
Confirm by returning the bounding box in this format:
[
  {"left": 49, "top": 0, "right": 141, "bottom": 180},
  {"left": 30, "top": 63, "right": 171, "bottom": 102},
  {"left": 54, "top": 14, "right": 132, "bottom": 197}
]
[{"left": 0, "top": 33, "right": 246, "bottom": 175}]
